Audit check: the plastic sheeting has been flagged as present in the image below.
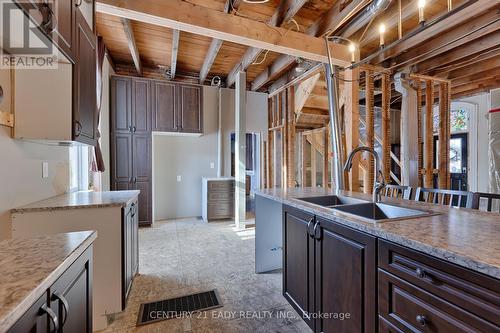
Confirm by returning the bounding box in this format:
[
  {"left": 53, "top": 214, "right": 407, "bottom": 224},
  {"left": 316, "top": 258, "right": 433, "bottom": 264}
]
[{"left": 489, "top": 108, "right": 500, "bottom": 194}]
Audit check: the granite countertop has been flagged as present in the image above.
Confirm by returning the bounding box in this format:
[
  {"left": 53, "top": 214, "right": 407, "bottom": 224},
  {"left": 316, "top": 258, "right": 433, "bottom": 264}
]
[
  {"left": 11, "top": 190, "right": 140, "bottom": 213},
  {"left": 256, "top": 187, "right": 500, "bottom": 279},
  {"left": 0, "top": 231, "right": 97, "bottom": 331}
]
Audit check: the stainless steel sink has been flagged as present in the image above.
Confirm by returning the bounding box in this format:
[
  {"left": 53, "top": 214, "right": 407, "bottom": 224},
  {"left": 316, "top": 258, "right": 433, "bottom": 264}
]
[
  {"left": 332, "top": 202, "right": 436, "bottom": 222},
  {"left": 296, "top": 195, "right": 367, "bottom": 208}
]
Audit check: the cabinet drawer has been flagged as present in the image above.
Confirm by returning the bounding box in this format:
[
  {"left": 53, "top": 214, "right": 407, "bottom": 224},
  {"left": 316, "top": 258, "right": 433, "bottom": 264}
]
[
  {"left": 379, "top": 269, "right": 498, "bottom": 332},
  {"left": 208, "top": 202, "right": 233, "bottom": 219},
  {"left": 378, "top": 240, "right": 500, "bottom": 326},
  {"left": 208, "top": 181, "right": 234, "bottom": 191},
  {"left": 208, "top": 191, "right": 234, "bottom": 202}
]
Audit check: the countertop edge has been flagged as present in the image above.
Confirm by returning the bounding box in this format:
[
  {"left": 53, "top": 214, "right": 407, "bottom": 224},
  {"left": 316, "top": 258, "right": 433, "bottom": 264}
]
[
  {"left": 255, "top": 192, "right": 500, "bottom": 280},
  {"left": 10, "top": 191, "right": 140, "bottom": 214},
  {"left": 0, "top": 231, "right": 97, "bottom": 332}
]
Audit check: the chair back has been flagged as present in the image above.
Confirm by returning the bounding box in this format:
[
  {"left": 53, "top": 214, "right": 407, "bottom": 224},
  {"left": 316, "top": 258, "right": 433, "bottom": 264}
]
[
  {"left": 382, "top": 184, "right": 412, "bottom": 200},
  {"left": 414, "top": 187, "right": 474, "bottom": 208},
  {"left": 472, "top": 192, "right": 500, "bottom": 212}
]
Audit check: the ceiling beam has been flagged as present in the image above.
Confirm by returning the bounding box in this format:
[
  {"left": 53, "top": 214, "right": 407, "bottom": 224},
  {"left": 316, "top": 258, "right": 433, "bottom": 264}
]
[
  {"left": 121, "top": 17, "right": 142, "bottom": 75},
  {"left": 429, "top": 47, "right": 500, "bottom": 77},
  {"left": 226, "top": 0, "right": 308, "bottom": 87},
  {"left": 452, "top": 78, "right": 500, "bottom": 98},
  {"left": 445, "top": 56, "right": 500, "bottom": 80},
  {"left": 391, "top": 9, "right": 500, "bottom": 71},
  {"left": 372, "top": 0, "right": 497, "bottom": 64},
  {"left": 199, "top": 0, "right": 241, "bottom": 84},
  {"left": 251, "top": 0, "right": 370, "bottom": 91},
  {"left": 96, "top": 0, "right": 351, "bottom": 66},
  {"left": 417, "top": 30, "right": 500, "bottom": 74},
  {"left": 170, "top": 29, "right": 180, "bottom": 79}
]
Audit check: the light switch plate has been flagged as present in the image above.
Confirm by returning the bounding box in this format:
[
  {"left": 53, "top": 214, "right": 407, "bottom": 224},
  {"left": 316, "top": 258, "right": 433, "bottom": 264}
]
[
  {"left": 210, "top": 162, "right": 215, "bottom": 169},
  {"left": 42, "top": 162, "right": 49, "bottom": 178},
  {"left": 177, "top": 175, "right": 182, "bottom": 182}
]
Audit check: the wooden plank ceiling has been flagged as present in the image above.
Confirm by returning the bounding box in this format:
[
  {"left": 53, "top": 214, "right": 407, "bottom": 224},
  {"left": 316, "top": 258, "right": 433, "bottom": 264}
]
[{"left": 96, "top": 0, "right": 500, "bottom": 100}]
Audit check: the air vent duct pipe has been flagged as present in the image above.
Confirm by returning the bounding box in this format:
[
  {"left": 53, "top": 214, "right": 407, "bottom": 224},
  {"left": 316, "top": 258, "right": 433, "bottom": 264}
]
[{"left": 337, "top": 0, "right": 393, "bottom": 37}]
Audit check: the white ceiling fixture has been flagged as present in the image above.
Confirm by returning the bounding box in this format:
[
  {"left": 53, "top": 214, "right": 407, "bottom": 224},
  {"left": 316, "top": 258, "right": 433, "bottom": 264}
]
[{"left": 243, "top": 0, "right": 270, "bottom": 3}]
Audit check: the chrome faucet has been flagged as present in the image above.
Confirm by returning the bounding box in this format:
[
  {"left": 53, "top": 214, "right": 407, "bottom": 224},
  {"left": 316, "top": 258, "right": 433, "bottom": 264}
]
[{"left": 344, "top": 146, "right": 386, "bottom": 203}]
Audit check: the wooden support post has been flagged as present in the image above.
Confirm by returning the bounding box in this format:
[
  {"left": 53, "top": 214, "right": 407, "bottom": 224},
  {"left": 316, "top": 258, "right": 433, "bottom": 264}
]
[
  {"left": 286, "top": 87, "right": 296, "bottom": 188},
  {"left": 311, "top": 138, "right": 317, "bottom": 187},
  {"left": 438, "top": 82, "right": 451, "bottom": 189},
  {"left": 323, "top": 128, "right": 329, "bottom": 188},
  {"left": 235, "top": 71, "right": 246, "bottom": 228},
  {"left": 365, "top": 69, "right": 375, "bottom": 193},
  {"left": 424, "top": 80, "right": 434, "bottom": 188},
  {"left": 381, "top": 73, "right": 391, "bottom": 183},
  {"left": 267, "top": 98, "right": 274, "bottom": 188},
  {"left": 301, "top": 133, "right": 307, "bottom": 187},
  {"left": 344, "top": 68, "right": 360, "bottom": 191},
  {"left": 416, "top": 79, "right": 423, "bottom": 187}
]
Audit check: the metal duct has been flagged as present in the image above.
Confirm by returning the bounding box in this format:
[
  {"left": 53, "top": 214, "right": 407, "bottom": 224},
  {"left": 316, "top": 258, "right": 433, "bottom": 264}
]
[
  {"left": 338, "top": 0, "right": 393, "bottom": 37},
  {"left": 325, "top": 63, "right": 344, "bottom": 193}
]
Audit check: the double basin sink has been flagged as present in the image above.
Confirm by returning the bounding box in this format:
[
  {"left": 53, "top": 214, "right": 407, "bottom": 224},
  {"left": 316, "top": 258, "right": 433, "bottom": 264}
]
[{"left": 296, "top": 195, "right": 436, "bottom": 223}]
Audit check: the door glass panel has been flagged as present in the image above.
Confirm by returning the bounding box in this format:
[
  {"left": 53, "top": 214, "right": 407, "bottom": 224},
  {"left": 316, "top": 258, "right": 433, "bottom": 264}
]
[{"left": 449, "top": 138, "right": 462, "bottom": 173}]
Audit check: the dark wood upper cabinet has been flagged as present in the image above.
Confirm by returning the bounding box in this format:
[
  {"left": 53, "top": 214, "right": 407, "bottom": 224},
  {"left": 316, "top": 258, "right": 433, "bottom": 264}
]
[
  {"left": 283, "top": 206, "right": 316, "bottom": 330},
  {"left": 152, "top": 80, "right": 177, "bottom": 132},
  {"left": 73, "top": 8, "right": 97, "bottom": 146},
  {"left": 111, "top": 77, "right": 132, "bottom": 133},
  {"left": 179, "top": 84, "right": 203, "bottom": 133},
  {"left": 132, "top": 79, "right": 151, "bottom": 134},
  {"left": 53, "top": 0, "right": 77, "bottom": 61},
  {"left": 315, "top": 217, "right": 376, "bottom": 333}
]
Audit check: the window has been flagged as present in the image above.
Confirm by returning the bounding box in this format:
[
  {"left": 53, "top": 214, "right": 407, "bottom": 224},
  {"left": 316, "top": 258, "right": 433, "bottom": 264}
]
[
  {"left": 69, "top": 145, "right": 89, "bottom": 192},
  {"left": 433, "top": 108, "right": 468, "bottom": 133}
]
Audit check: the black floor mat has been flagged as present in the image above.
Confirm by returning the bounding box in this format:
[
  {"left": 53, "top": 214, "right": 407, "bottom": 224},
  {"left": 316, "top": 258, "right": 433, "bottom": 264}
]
[{"left": 137, "top": 290, "right": 222, "bottom": 326}]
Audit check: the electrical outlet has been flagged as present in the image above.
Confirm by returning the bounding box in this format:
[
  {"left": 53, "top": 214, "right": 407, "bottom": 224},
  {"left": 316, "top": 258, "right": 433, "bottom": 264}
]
[
  {"left": 42, "top": 162, "right": 49, "bottom": 178},
  {"left": 210, "top": 162, "right": 215, "bottom": 169},
  {"left": 177, "top": 175, "right": 182, "bottom": 182}
]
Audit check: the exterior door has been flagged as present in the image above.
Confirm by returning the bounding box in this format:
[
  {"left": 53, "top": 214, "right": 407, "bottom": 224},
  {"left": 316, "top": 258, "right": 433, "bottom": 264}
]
[
  {"left": 433, "top": 133, "right": 468, "bottom": 190},
  {"left": 283, "top": 205, "right": 316, "bottom": 330}
]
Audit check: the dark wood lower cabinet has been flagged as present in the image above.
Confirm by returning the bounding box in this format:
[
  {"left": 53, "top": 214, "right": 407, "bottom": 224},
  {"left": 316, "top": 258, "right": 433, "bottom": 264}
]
[
  {"left": 283, "top": 206, "right": 315, "bottom": 330},
  {"left": 123, "top": 199, "right": 139, "bottom": 309},
  {"left": 282, "top": 205, "right": 376, "bottom": 333},
  {"left": 283, "top": 205, "right": 500, "bottom": 333},
  {"left": 315, "top": 217, "right": 376, "bottom": 333},
  {"left": 8, "top": 246, "right": 93, "bottom": 333}
]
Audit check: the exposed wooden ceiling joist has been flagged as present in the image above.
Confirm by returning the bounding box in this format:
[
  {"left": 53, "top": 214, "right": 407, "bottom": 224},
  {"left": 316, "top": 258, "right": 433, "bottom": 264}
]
[
  {"left": 251, "top": 0, "right": 370, "bottom": 91},
  {"left": 121, "top": 17, "right": 142, "bottom": 75},
  {"left": 96, "top": 0, "right": 351, "bottom": 66},
  {"left": 170, "top": 29, "right": 180, "bottom": 79},
  {"left": 226, "top": 0, "right": 308, "bottom": 87},
  {"left": 199, "top": 0, "right": 241, "bottom": 84}
]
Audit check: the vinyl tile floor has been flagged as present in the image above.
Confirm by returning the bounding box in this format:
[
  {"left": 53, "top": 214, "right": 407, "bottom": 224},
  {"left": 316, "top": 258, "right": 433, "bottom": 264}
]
[{"left": 99, "top": 218, "right": 311, "bottom": 333}]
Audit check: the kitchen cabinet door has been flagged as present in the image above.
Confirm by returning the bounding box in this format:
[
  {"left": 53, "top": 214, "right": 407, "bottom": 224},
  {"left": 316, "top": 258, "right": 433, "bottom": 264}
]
[
  {"left": 53, "top": 0, "right": 76, "bottom": 61},
  {"left": 283, "top": 205, "right": 316, "bottom": 330},
  {"left": 49, "top": 246, "right": 93, "bottom": 333},
  {"left": 111, "top": 76, "right": 132, "bottom": 133},
  {"left": 151, "top": 81, "right": 177, "bottom": 132},
  {"left": 123, "top": 203, "right": 133, "bottom": 307},
  {"left": 314, "top": 217, "right": 376, "bottom": 333},
  {"left": 73, "top": 8, "right": 97, "bottom": 146},
  {"left": 111, "top": 133, "right": 132, "bottom": 191},
  {"left": 132, "top": 134, "right": 152, "bottom": 226},
  {"left": 131, "top": 78, "right": 151, "bottom": 134},
  {"left": 178, "top": 84, "right": 202, "bottom": 133}
]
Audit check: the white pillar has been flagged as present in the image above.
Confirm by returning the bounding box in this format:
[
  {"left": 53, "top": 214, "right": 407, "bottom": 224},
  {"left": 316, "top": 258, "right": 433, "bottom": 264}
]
[{"left": 235, "top": 71, "right": 246, "bottom": 229}]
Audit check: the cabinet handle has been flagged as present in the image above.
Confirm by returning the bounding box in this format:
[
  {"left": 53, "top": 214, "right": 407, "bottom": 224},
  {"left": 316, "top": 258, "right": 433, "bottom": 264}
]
[
  {"left": 307, "top": 218, "right": 314, "bottom": 237},
  {"left": 74, "top": 121, "right": 82, "bottom": 137},
  {"left": 133, "top": 177, "right": 137, "bottom": 184},
  {"left": 313, "top": 221, "right": 321, "bottom": 240},
  {"left": 415, "top": 267, "right": 426, "bottom": 279},
  {"left": 52, "top": 292, "right": 69, "bottom": 327},
  {"left": 416, "top": 314, "right": 427, "bottom": 327},
  {"left": 132, "top": 126, "right": 136, "bottom": 133},
  {"left": 40, "top": 304, "right": 59, "bottom": 333}
]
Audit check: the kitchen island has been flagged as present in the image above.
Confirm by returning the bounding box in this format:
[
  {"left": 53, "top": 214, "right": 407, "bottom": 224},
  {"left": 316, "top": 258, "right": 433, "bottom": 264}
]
[
  {"left": 0, "top": 231, "right": 96, "bottom": 332},
  {"left": 256, "top": 187, "right": 500, "bottom": 333},
  {"left": 11, "top": 191, "right": 140, "bottom": 330}
]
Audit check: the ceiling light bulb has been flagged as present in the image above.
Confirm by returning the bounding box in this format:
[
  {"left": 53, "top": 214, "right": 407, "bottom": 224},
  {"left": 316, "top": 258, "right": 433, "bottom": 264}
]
[
  {"left": 418, "top": 0, "right": 426, "bottom": 9},
  {"left": 379, "top": 23, "right": 386, "bottom": 34},
  {"left": 349, "top": 43, "right": 356, "bottom": 53}
]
